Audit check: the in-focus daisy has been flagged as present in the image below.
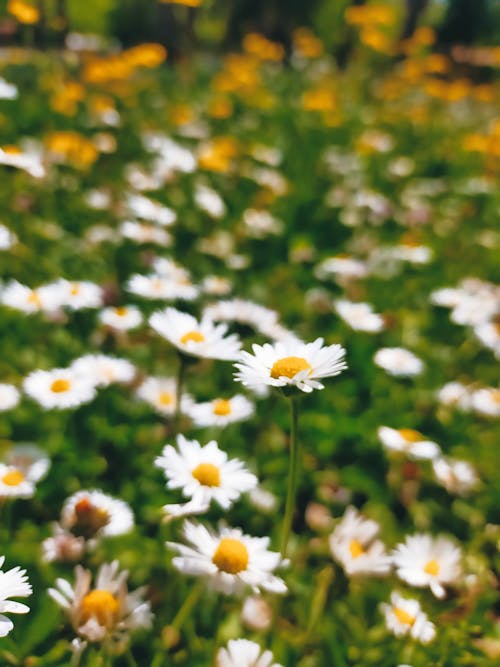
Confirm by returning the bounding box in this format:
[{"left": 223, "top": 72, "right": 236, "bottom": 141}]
[
  {"left": 471, "top": 387, "right": 500, "bottom": 417},
  {"left": 380, "top": 592, "right": 435, "bottom": 643},
  {"left": 328, "top": 506, "right": 391, "bottom": 576},
  {"left": 334, "top": 300, "right": 384, "bottom": 333},
  {"left": 0, "top": 383, "right": 20, "bottom": 411},
  {"left": 71, "top": 354, "right": 136, "bottom": 388},
  {"left": 98, "top": 305, "right": 143, "bottom": 331},
  {"left": 49, "top": 561, "right": 152, "bottom": 645},
  {"left": 234, "top": 338, "right": 347, "bottom": 394},
  {"left": 150, "top": 307, "right": 242, "bottom": 361},
  {"left": 373, "top": 347, "right": 424, "bottom": 377},
  {"left": 432, "top": 457, "right": 479, "bottom": 496},
  {"left": 377, "top": 427, "right": 441, "bottom": 460},
  {"left": 0, "top": 556, "right": 32, "bottom": 637},
  {"left": 155, "top": 435, "right": 257, "bottom": 516},
  {"left": 167, "top": 521, "right": 287, "bottom": 595},
  {"left": 186, "top": 395, "right": 254, "bottom": 429},
  {"left": 23, "top": 368, "right": 96, "bottom": 410},
  {"left": 392, "top": 534, "right": 461, "bottom": 598},
  {"left": 135, "top": 376, "right": 191, "bottom": 416},
  {"left": 216, "top": 639, "right": 283, "bottom": 667},
  {"left": 61, "top": 490, "right": 134, "bottom": 540}
]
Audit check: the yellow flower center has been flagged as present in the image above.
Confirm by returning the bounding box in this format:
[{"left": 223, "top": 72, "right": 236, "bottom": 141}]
[
  {"left": 180, "top": 330, "right": 205, "bottom": 345},
  {"left": 492, "top": 389, "right": 500, "bottom": 404},
  {"left": 393, "top": 606, "right": 416, "bottom": 626},
  {"left": 424, "top": 558, "right": 440, "bottom": 576},
  {"left": 158, "top": 391, "right": 173, "bottom": 406},
  {"left": 50, "top": 378, "right": 71, "bottom": 393},
  {"left": 349, "top": 539, "right": 365, "bottom": 559},
  {"left": 27, "top": 291, "right": 41, "bottom": 307},
  {"left": 212, "top": 537, "right": 249, "bottom": 574},
  {"left": 114, "top": 307, "right": 128, "bottom": 316},
  {"left": 80, "top": 590, "right": 119, "bottom": 628},
  {"left": 2, "top": 469, "right": 25, "bottom": 486},
  {"left": 2, "top": 145, "right": 22, "bottom": 155},
  {"left": 270, "top": 356, "right": 311, "bottom": 379},
  {"left": 398, "top": 428, "right": 423, "bottom": 443},
  {"left": 70, "top": 283, "right": 80, "bottom": 296},
  {"left": 212, "top": 399, "right": 232, "bottom": 416},
  {"left": 192, "top": 463, "right": 221, "bottom": 487}
]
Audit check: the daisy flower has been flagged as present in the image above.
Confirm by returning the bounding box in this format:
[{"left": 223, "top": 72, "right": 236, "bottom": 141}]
[
  {"left": 334, "top": 300, "right": 384, "bottom": 333},
  {"left": 328, "top": 506, "right": 391, "bottom": 577},
  {"left": 0, "top": 383, "right": 20, "bottom": 411},
  {"left": 167, "top": 521, "right": 287, "bottom": 595},
  {"left": 377, "top": 427, "right": 441, "bottom": 460},
  {"left": 380, "top": 592, "right": 435, "bottom": 644},
  {"left": 0, "top": 146, "right": 45, "bottom": 178},
  {"left": 48, "top": 279, "right": 103, "bottom": 310},
  {"left": 71, "top": 354, "right": 136, "bottom": 388},
  {"left": 0, "top": 78, "right": 17, "bottom": 100},
  {"left": 315, "top": 255, "right": 368, "bottom": 280},
  {"left": 135, "top": 376, "right": 192, "bottom": 416},
  {"left": 194, "top": 184, "right": 226, "bottom": 218},
  {"left": 432, "top": 457, "right": 479, "bottom": 496},
  {"left": 98, "top": 305, "right": 143, "bottom": 331},
  {"left": 241, "top": 595, "right": 273, "bottom": 631},
  {"left": 234, "top": 338, "right": 347, "bottom": 394},
  {"left": 471, "top": 387, "right": 500, "bottom": 417},
  {"left": 373, "top": 347, "right": 424, "bottom": 377},
  {"left": 202, "top": 276, "right": 233, "bottom": 296},
  {"left": 126, "top": 193, "right": 176, "bottom": 226},
  {"left": 61, "top": 490, "right": 134, "bottom": 540},
  {"left": 392, "top": 534, "right": 462, "bottom": 598},
  {"left": 127, "top": 274, "right": 199, "bottom": 301},
  {"left": 216, "top": 639, "right": 283, "bottom": 667},
  {"left": 42, "top": 525, "right": 85, "bottom": 563},
  {"left": 0, "top": 444, "right": 51, "bottom": 499},
  {"left": 0, "top": 224, "right": 17, "bottom": 250},
  {"left": 150, "top": 307, "right": 242, "bottom": 361},
  {"left": 0, "top": 280, "right": 62, "bottom": 314},
  {"left": 186, "top": 395, "right": 254, "bottom": 428},
  {"left": 0, "top": 556, "right": 32, "bottom": 637},
  {"left": 48, "top": 561, "right": 152, "bottom": 645},
  {"left": 155, "top": 435, "right": 257, "bottom": 515},
  {"left": 474, "top": 321, "right": 500, "bottom": 359},
  {"left": 23, "top": 368, "right": 96, "bottom": 410},
  {"left": 437, "top": 382, "right": 472, "bottom": 411},
  {"left": 120, "top": 221, "right": 172, "bottom": 246}
]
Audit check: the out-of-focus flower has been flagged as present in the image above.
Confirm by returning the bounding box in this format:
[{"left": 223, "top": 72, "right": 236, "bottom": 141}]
[
  {"left": 186, "top": 395, "right": 254, "bottom": 429},
  {"left": 0, "top": 146, "right": 45, "bottom": 178},
  {"left": 432, "top": 458, "right": 479, "bottom": 496},
  {"left": 377, "top": 427, "right": 440, "bottom": 460},
  {"left": 0, "top": 224, "right": 17, "bottom": 250},
  {"left": 8, "top": 0, "right": 39, "bottom": 24},
  {"left": 126, "top": 194, "right": 176, "bottom": 226},
  {"left": 380, "top": 592, "right": 435, "bottom": 643},
  {"left": 45, "top": 132, "right": 98, "bottom": 169},
  {"left": 127, "top": 274, "right": 198, "bottom": 301},
  {"left": 71, "top": 354, "right": 136, "bottom": 388},
  {"left": 216, "top": 638, "right": 283, "bottom": 667},
  {"left": 0, "top": 445, "right": 49, "bottom": 499},
  {"left": 241, "top": 596, "right": 273, "bottom": 632},
  {"left": 471, "top": 387, "right": 500, "bottom": 417},
  {"left": 45, "top": 279, "right": 103, "bottom": 310},
  {"left": 0, "top": 556, "right": 32, "bottom": 637},
  {"left": 315, "top": 255, "right": 368, "bottom": 280},
  {"left": 120, "top": 221, "right": 172, "bottom": 246},
  {"left": 61, "top": 490, "right": 134, "bottom": 540},
  {"left": 474, "top": 321, "right": 500, "bottom": 359},
  {"left": 23, "top": 368, "right": 96, "bottom": 410},
  {"left": 248, "top": 487, "right": 278, "bottom": 514},
  {"left": 373, "top": 347, "right": 424, "bottom": 377},
  {"left": 0, "top": 78, "right": 18, "bottom": 100},
  {"left": 334, "top": 300, "right": 384, "bottom": 333},
  {"left": 194, "top": 185, "right": 226, "bottom": 219},
  {"left": 135, "top": 376, "right": 190, "bottom": 417},
  {"left": 437, "top": 382, "right": 472, "bottom": 411},
  {"left": 0, "top": 281, "right": 61, "bottom": 314},
  {"left": 0, "top": 384, "right": 20, "bottom": 412},
  {"left": 98, "top": 306, "right": 143, "bottom": 332},
  {"left": 42, "top": 525, "right": 85, "bottom": 563},
  {"left": 242, "top": 209, "right": 283, "bottom": 238}
]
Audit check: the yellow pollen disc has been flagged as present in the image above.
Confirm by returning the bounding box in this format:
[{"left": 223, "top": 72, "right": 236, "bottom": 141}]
[
  {"left": 114, "top": 306, "right": 128, "bottom": 316},
  {"left": 424, "top": 559, "right": 440, "bottom": 576},
  {"left": 27, "top": 291, "right": 41, "bottom": 307},
  {"left": 70, "top": 283, "right": 80, "bottom": 296},
  {"left": 270, "top": 356, "right": 311, "bottom": 379},
  {"left": 213, "top": 399, "right": 232, "bottom": 416},
  {"left": 398, "top": 428, "right": 422, "bottom": 443},
  {"left": 349, "top": 539, "right": 365, "bottom": 559},
  {"left": 3, "top": 145, "right": 22, "bottom": 155},
  {"left": 492, "top": 390, "right": 500, "bottom": 404},
  {"left": 192, "top": 463, "right": 221, "bottom": 487},
  {"left": 50, "top": 378, "right": 71, "bottom": 393},
  {"left": 2, "top": 470, "right": 25, "bottom": 486},
  {"left": 158, "top": 391, "right": 173, "bottom": 406},
  {"left": 393, "top": 606, "right": 416, "bottom": 626},
  {"left": 212, "top": 538, "right": 249, "bottom": 574},
  {"left": 80, "top": 590, "right": 119, "bottom": 628},
  {"left": 180, "top": 330, "right": 205, "bottom": 345}
]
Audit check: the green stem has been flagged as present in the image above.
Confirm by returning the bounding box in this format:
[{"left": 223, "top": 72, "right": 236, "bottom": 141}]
[
  {"left": 306, "top": 566, "right": 334, "bottom": 639},
  {"left": 170, "top": 580, "right": 204, "bottom": 630},
  {"left": 280, "top": 397, "right": 301, "bottom": 558},
  {"left": 173, "top": 354, "right": 187, "bottom": 436},
  {"left": 124, "top": 648, "right": 138, "bottom": 667}
]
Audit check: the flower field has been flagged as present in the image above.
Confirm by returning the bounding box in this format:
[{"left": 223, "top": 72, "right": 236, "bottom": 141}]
[{"left": 0, "top": 17, "right": 500, "bottom": 667}]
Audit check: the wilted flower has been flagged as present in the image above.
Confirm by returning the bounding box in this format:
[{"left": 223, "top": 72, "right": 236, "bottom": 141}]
[{"left": 61, "top": 490, "right": 134, "bottom": 540}]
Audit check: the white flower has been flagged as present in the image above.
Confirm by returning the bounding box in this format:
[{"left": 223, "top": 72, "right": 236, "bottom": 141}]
[
  {"left": 471, "top": 387, "right": 500, "bottom": 417},
  {"left": 0, "top": 281, "right": 62, "bottom": 314},
  {"left": 150, "top": 307, "right": 242, "bottom": 361},
  {"left": 392, "top": 242, "right": 433, "bottom": 264},
  {"left": 0, "top": 383, "right": 20, "bottom": 411},
  {"left": 98, "top": 306, "right": 143, "bottom": 331},
  {"left": 71, "top": 354, "right": 136, "bottom": 388},
  {"left": 234, "top": 338, "right": 347, "bottom": 394},
  {"left": 0, "top": 445, "right": 50, "bottom": 499},
  {"left": 167, "top": 521, "right": 287, "bottom": 595},
  {"left": 242, "top": 209, "right": 283, "bottom": 238},
  {"left": 437, "top": 382, "right": 472, "bottom": 411},
  {"left": 47, "top": 279, "right": 103, "bottom": 310},
  {"left": 315, "top": 255, "right": 368, "bottom": 280},
  {"left": 392, "top": 534, "right": 461, "bottom": 599},
  {"left": 328, "top": 507, "right": 391, "bottom": 576},
  {"left": 23, "top": 368, "right": 96, "bottom": 410},
  {"left": 432, "top": 457, "right": 479, "bottom": 496},
  {"left": 216, "top": 639, "right": 283, "bottom": 667},
  {"left": 194, "top": 184, "right": 226, "bottom": 218},
  {"left": 380, "top": 592, "right": 435, "bottom": 644},
  {"left": 204, "top": 299, "right": 280, "bottom": 337},
  {"left": 48, "top": 561, "right": 152, "bottom": 645},
  {"left": 0, "top": 78, "right": 18, "bottom": 100},
  {"left": 202, "top": 276, "right": 232, "bottom": 296},
  {"left": 0, "top": 146, "right": 45, "bottom": 178},
  {"left": 186, "top": 395, "right": 254, "bottom": 428},
  {"left": 127, "top": 274, "right": 199, "bottom": 301},
  {"left": 120, "top": 221, "right": 172, "bottom": 246},
  {"left": 61, "top": 490, "right": 134, "bottom": 540},
  {"left": 42, "top": 525, "right": 85, "bottom": 563},
  {"left": 135, "top": 376, "right": 190, "bottom": 416},
  {"left": 0, "top": 224, "right": 17, "bottom": 250},
  {"left": 142, "top": 134, "right": 196, "bottom": 174},
  {"left": 241, "top": 596, "right": 273, "bottom": 631},
  {"left": 0, "top": 556, "right": 32, "bottom": 637},
  {"left": 126, "top": 193, "right": 176, "bottom": 226},
  {"left": 474, "top": 322, "right": 500, "bottom": 359},
  {"left": 334, "top": 300, "right": 384, "bottom": 333},
  {"left": 373, "top": 347, "right": 424, "bottom": 377},
  {"left": 377, "top": 427, "right": 440, "bottom": 460},
  {"left": 248, "top": 487, "right": 278, "bottom": 514},
  {"left": 156, "top": 435, "right": 257, "bottom": 515}
]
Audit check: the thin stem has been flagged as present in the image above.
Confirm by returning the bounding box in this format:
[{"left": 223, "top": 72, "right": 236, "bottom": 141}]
[
  {"left": 170, "top": 580, "right": 204, "bottom": 630},
  {"left": 173, "top": 354, "right": 187, "bottom": 436},
  {"left": 124, "top": 648, "right": 138, "bottom": 667},
  {"left": 306, "top": 566, "right": 334, "bottom": 639},
  {"left": 280, "top": 397, "right": 300, "bottom": 558}
]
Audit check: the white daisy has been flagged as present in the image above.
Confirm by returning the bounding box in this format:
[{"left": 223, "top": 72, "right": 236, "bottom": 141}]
[
  {"left": 328, "top": 506, "right": 391, "bottom": 577},
  {"left": 437, "top": 382, "right": 473, "bottom": 411},
  {"left": 0, "top": 281, "right": 62, "bottom": 314},
  {"left": 42, "top": 524, "right": 86, "bottom": 563},
  {"left": 334, "top": 300, "right": 384, "bottom": 333},
  {"left": 373, "top": 347, "right": 424, "bottom": 377},
  {"left": 61, "top": 490, "right": 134, "bottom": 540},
  {"left": 201, "top": 276, "right": 232, "bottom": 296},
  {"left": 315, "top": 255, "right": 368, "bottom": 280},
  {"left": 0, "top": 556, "right": 32, "bottom": 637},
  {"left": 49, "top": 279, "right": 103, "bottom": 310},
  {"left": 167, "top": 521, "right": 287, "bottom": 595},
  {"left": 0, "top": 224, "right": 17, "bottom": 250},
  {"left": 186, "top": 395, "right": 254, "bottom": 428},
  {"left": 0, "top": 453, "right": 48, "bottom": 498},
  {"left": 242, "top": 209, "right": 283, "bottom": 238},
  {"left": 0, "top": 78, "right": 18, "bottom": 100},
  {"left": 432, "top": 457, "right": 479, "bottom": 496},
  {"left": 3, "top": 443, "right": 50, "bottom": 488},
  {"left": 234, "top": 338, "right": 347, "bottom": 394},
  {"left": 203, "top": 299, "right": 280, "bottom": 337},
  {"left": 0, "top": 146, "right": 45, "bottom": 178},
  {"left": 241, "top": 595, "right": 273, "bottom": 631},
  {"left": 392, "top": 534, "right": 462, "bottom": 599},
  {"left": 98, "top": 306, "right": 143, "bottom": 331},
  {"left": 127, "top": 274, "right": 199, "bottom": 301},
  {"left": 155, "top": 435, "right": 257, "bottom": 514},
  {"left": 0, "top": 383, "right": 20, "bottom": 411},
  {"left": 126, "top": 193, "right": 176, "bottom": 226},
  {"left": 120, "top": 221, "right": 172, "bottom": 246},
  {"left": 71, "top": 354, "right": 136, "bottom": 388},
  {"left": 150, "top": 307, "right": 242, "bottom": 361},
  {"left": 471, "top": 387, "right": 500, "bottom": 417},
  {"left": 474, "top": 321, "right": 500, "bottom": 359},
  {"left": 377, "top": 427, "right": 441, "bottom": 460},
  {"left": 380, "top": 592, "right": 435, "bottom": 644},
  {"left": 216, "top": 639, "right": 283, "bottom": 667},
  {"left": 135, "top": 376, "right": 191, "bottom": 416},
  {"left": 23, "top": 368, "right": 96, "bottom": 410},
  {"left": 194, "top": 184, "right": 226, "bottom": 218},
  {"left": 48, "top": 561, "right": 152, "bottom": 645}
]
